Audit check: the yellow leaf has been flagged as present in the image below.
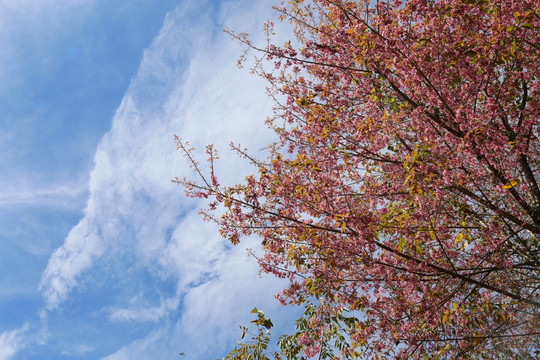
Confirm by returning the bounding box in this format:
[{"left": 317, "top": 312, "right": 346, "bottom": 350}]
[
  {"left": 502, "top": 179, "right": 520, "bottom": 189},
  {"left": 442, "top": 310, "right": 449, "bottom": 324},
  {"left": 455, "top": 232, "right": 464, "bottom": 243},
  {"left": 398, "top": 238, "right": 406, "bottom": 252}
]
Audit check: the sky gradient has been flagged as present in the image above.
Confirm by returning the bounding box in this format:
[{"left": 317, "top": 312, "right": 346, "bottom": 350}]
[{"left": 0, "top": 1, "right": 297, "bottom": 359}]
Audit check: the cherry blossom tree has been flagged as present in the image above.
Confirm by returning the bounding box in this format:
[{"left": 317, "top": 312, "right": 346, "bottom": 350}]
[{"left": 175, "top": 0, "right": 540, "bottom": 358}]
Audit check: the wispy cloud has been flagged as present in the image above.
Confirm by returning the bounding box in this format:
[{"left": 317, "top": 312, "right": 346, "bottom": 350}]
[
  {"left": 108, "top": 293, "right": 181, "bottom": 323},
  {"left": 39, "top": 0, "right": 279, "bottom": 312},
  {"left": 61, "top": 343, "right": 95, "bottom": 357},
  {"left": 101, "top": 327, "right": 171, "bottom": 360},
  {"left": 39, "top": 215, "right": 105, "bottom": 309},
  {"left": 0, "top": 181, "right": 88, "bottom": 210},
  {"left": 0, "top": 325, "right": 28, "bottom": 360},
  {"left": 32, "top": 0, "right": 298, "bottom": 358}
]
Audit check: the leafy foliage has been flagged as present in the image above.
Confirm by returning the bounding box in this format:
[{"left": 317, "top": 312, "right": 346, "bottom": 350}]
[
  {"left": 177, "top": 0, "right": 540, "bottom": 358},
  {"left": 220, "top": 308, "right": 274, "bottom": 360},
  {"left": 219, "top": 304, "right": 362, "bottom": 360}
]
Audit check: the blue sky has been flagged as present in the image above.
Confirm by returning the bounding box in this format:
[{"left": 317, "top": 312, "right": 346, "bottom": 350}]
[{"left": 0, "top": 1, "right": 297, "bottom": 359}]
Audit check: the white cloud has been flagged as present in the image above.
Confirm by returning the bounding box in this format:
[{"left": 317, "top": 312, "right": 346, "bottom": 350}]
[
  {"left": 39, "top": 0, "right": 280, "bottom": 313},
  {"left": 0, "top": 181, "right": 88, "bottom": 210},
  {"left": 61, "top": 343, "right": 95, "bottom": 357},
  {"left": 101, "top": 327, "right": 171, "bottom": 360},
  {"left": 35, "top": 0, "right": 298, "bottom": 358},
  {"left": 173, "top": 241, "right": 291, "bottom": 359},
  {"left": 0, "top": 325, "right": 28, "bottom": 360},
  {"left": 39, "top": 215, "right": 105, "bottom": 309},
  {"left": 108, "top": 293, "right": 181, "bottom": 323}
]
